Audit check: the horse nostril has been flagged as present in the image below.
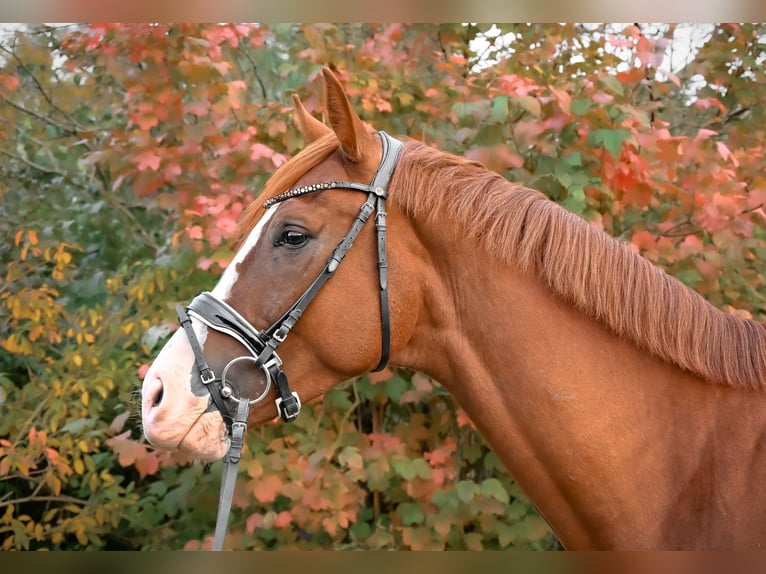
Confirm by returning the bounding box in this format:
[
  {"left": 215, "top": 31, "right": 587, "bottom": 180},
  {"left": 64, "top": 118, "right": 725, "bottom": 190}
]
[
  {"left": 144, "top": 375, "right": 165, "bottom": 409},
  {"left": 153, "top": 385, "right": 164, "bottom": 408}
]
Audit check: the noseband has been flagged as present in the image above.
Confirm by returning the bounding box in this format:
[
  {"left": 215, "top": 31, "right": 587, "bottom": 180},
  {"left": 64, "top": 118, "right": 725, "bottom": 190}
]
[{"left": 176, "top": 131, "right": 403, "bottom": 550}]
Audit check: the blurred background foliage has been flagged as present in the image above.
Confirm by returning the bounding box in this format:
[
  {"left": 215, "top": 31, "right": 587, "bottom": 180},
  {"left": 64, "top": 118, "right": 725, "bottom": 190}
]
[{"left": 0, "top": 23, "right": 764, "bottom": 550}]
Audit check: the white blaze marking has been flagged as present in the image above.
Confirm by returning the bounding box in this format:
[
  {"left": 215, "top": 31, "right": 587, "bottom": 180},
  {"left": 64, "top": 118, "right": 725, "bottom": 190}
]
[
  {"left": 212, "top": 205, "right": 278, "bottom": 301},
  {"left": 180, "top": 206, "right": 278, "bottom": 348}
]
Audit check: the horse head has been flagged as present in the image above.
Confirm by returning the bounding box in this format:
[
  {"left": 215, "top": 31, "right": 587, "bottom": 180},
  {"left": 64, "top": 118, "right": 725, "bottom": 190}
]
[{"left": 140, "top": 68, "right": 424, "bottom": 461}]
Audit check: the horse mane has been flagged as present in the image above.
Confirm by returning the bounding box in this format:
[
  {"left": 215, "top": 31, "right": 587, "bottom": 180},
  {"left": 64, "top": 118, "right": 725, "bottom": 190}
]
[
  {"left": 393, "top": 140, "right": 766, "bottom": 391},
  {"left": 236, "top": 133, "right": 766, "bottom": 390}
]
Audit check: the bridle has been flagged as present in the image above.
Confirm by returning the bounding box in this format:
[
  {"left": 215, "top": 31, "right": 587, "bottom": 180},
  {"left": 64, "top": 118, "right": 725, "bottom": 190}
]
[{"left": 175, "top": 131, "right": 403, "bottom": 550}]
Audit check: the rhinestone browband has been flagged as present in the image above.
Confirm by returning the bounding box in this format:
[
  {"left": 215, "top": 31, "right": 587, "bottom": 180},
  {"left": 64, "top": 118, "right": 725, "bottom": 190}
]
[{"left": 263, "top": 182, "right": 340, "bottom": 208}]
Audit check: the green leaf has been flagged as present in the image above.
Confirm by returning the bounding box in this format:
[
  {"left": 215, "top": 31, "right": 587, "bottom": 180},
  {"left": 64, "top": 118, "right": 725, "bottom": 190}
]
[
  {"left": 61, "top": 418, "right": 94, "bottom": 433},
  {"left": 520, "top": 515, "right": 552, "bottom": 541},
  {"left": 480, "top": 478, "right": 510, "bottom": 504},
  {"left": 563, "top": 151, "right": 582, "bottom": 167},
  {"left": 562, "top": 186, "right": 587, "bottom": 214},
  {"left": 456, "top": 480, "right": 479, "bottom": 503},
  {"left": 676, "top": 268, "right": 702, "bottom": 288},
  {"left": 392, "top": 458, "right": 416, "bottom": 480},
  {"left": 598, "top": 74, "right": 624, "bottom": 96},
  {"left": 496, "top": 522, "right": 516, "bottom": 548},
  {"left": 323, "top": 386, "right": 354, "bottom": 411},
  {"left": 570, "top": 98, "right": 592, "bottom": 116},
  {"left": 512, "top": 95, "right": 541, "bottom": 117},
  {"left": 411, "top": 457, "right": 432, "bottom": 480},
  {"left": 397, "top": 502, "right": 425, "bottom": 525},
  {"left": 452, "top": 101, "right": 486, "bottom": 121},
  {"left": 490, "top": 95, "right": 509, "bottom": 123},
  {"left": 350, "top": 520, "right": 372, "bottom": 540},
  {"left": 588, "top": 128, "right": 631, "bottom": 157},
  {"left": 385, "top": 375, "right": 408, "bottom": 403},
  {"left": 483, "top": 451, "right": 505, "bottom": 473},
  {"left": 431, "top": 489, "right": 457, "bottom": 509}
]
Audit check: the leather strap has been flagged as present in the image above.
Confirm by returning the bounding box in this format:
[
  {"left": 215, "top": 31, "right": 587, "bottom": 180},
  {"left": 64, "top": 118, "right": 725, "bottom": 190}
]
[
  {"left": 212, "top": 398, "right": 249, "bottom": 551},
  {"left": 177, "top": 304, "right": 233, "bottom": 429},
  {"left": 372, "top": 194, "right": 390, "bottom": 372}
]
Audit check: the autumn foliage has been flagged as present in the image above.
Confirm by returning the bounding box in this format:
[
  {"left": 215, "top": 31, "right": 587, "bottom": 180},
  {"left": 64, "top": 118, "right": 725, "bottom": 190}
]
[{"left": 1, "top": 23, "right": 764, "bottom": 550}]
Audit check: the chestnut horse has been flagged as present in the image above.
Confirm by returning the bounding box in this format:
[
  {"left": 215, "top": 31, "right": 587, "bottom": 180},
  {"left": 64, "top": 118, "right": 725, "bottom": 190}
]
[{"left": 141, "top": 68, "right": 766, "bottom": 550}]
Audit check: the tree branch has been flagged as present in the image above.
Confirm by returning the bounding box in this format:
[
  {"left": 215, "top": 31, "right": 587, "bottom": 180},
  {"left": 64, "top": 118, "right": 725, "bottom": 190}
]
[
  {"left": 0, "top": 43, "right": 83, "bottom": 133},
  {"left": 0, "top": 149, "right": 68, "bottom": 178},
  {"left": 2, "top": 98, "right": 78, "bottom": 136},
  {"left": 239, "top": 49, "right": 267, "bottom": 100},
  {"left": 0, "top": 495, "right": 88, "bottom": 510}
]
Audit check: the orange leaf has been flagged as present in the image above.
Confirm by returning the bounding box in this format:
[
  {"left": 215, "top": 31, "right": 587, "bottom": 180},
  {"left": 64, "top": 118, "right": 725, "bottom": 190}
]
[
  {"left": 252, "top": 473, "right": 282, "bottom": 503},
  {"left": 133, "top": 150, "right": 161, "bottom": 171},
  {"left": 616, "top": 67, "right": 645, "bottom": 84},
  {"left": 274, "top": 511, "right": 292, "bottom": 528},
  {"left": 716, "top": 141, "right": 740, "bottom": 167},
  {"left": 136, "top": 114, "right": 158, "bottom": 131},
  {"left": 187, "top": 226, "right": 203, "bottom": 240},
  {"left": 375, "top": 99, "right": 392, "bottom": 113},
  {"left": 135, "top": 452, "right": 160, "bottom": 477},
  {"left": 630, "top": 230, "right": 657, "bottom": 251},
  {"left": 2, "top": 75, "right": 19, "bottom": 91}
]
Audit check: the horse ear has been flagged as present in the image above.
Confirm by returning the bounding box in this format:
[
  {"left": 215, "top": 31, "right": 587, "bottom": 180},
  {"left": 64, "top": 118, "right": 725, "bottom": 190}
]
[
  {"left": 292, "top": 94, "right": 332, "bottom": 143},
  {"left": 322, "top": 67, "right": 375, "bottom": 163}
]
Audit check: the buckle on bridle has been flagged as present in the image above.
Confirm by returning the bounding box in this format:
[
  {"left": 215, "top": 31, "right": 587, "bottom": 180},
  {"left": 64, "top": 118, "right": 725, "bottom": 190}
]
[
  {"left": 275, "top": 392, "right": 301, "bottom": 422},
  {"left": 201, "top": 368, "right": 216, "bottom": 385},
  {"left": 273, "top": 325, "right": 289, "bottom": 343}
]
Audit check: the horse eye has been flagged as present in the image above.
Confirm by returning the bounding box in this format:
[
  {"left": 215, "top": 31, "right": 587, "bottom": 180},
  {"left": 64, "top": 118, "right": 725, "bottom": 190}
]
[{"left": 277, "top": 230, "right": 309, "bottom": 248}]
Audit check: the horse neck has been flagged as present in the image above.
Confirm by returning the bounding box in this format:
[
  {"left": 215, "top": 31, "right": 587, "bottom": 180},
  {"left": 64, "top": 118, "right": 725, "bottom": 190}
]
[{"left": 393, "top": 215, "right": 766, "bottom": 550}]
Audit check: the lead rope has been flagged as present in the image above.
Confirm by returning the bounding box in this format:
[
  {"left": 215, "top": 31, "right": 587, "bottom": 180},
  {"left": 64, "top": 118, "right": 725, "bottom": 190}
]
[{"left": 212, "top": 398, "right": 249, "bottom": 551}]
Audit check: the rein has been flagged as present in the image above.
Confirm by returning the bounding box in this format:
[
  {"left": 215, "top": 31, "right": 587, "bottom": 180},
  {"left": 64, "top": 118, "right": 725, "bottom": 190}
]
[{"left": 176, "top": 132, "right": 403, "bottom": 550}]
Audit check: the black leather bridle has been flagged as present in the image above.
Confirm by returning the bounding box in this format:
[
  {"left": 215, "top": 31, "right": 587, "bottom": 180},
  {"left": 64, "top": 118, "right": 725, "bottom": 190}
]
[{"left": 175, "top": 131, "right": 403, "bottom": 550}]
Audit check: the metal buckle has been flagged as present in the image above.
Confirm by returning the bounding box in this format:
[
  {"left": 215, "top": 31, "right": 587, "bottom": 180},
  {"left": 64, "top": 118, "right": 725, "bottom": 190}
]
[
  {"left": 201, "top": 368, "right": 216, "bottom": 385},
  {"left": 273, "top": 325, "right": 289, "bottom": 343},
  {"left": 275, "top": 392, "right": 301, "bottom": 421}
]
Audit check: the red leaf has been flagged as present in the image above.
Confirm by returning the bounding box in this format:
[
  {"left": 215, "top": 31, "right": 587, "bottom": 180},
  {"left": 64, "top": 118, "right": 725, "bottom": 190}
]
[
  {"left": 136, "top": 114, "right": 158, "bottom": 131},
  {"left": 163, "top": 163, "right": 182, "bottom": 180},
  {"left": 2, "top": 75, "right": 20, "bottom": 91},
  {"left": 250, "top": 143, "right": 274, "bottom": 161},
  {"left": 716, "top": 141, "right": 740, "bottom": 167},
  {"left": 630, "top": 230, "right": 657, "bottom": 251},
  {"left": 274, "top": 511, "right": 292, "bottom": 528},
  {"left": 133, "top": 150, "right": 161, "bottom": 171},
  {"left": 187, "top": 226, "right": 203, "bottom": 240},
  {"left": 185, "top": 101, "right": 209, "bottom": 116},
  {"left": 746, "top": 188, "right": 766, "bottom": 210}
]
